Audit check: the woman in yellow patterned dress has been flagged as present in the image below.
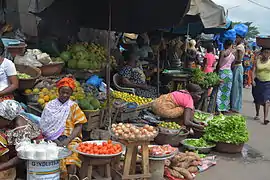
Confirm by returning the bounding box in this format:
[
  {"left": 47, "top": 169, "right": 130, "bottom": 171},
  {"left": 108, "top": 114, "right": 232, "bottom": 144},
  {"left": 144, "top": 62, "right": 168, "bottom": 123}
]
[{"left": 40, "top": 77, "right": 87, "bottom": 180}]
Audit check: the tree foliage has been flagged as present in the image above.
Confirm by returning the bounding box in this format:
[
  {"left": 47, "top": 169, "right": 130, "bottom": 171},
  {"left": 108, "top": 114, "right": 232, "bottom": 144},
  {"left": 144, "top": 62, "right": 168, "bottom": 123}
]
[{"left": 232, "top": 22, "right": 260, "bottom": 39}]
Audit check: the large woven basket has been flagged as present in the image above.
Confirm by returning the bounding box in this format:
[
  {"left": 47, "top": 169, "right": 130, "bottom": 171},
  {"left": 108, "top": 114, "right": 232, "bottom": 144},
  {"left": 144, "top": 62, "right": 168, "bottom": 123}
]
[{"left": 256, "top": 36, "right": 270, "bottom": 48}]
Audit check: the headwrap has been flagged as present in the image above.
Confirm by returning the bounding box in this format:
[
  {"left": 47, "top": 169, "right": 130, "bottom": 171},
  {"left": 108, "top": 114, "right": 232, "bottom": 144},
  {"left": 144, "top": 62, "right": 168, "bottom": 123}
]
[
  {"left": 0, "top": 100, "right": 22, "bottom": 121},
  {"left": 56, "top": 77, "right": 76, "bottom": 91}
]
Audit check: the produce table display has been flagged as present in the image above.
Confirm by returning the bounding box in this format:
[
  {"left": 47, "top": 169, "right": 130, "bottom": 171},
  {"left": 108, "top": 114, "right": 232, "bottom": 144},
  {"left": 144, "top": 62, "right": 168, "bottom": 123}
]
[{"left": 11, "top": 41, "right": 251, "bottom": 180}]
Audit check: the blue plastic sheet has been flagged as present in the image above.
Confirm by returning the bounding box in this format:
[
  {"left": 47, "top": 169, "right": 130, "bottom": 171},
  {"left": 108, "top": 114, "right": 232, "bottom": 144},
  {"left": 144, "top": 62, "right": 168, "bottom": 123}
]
[{"left": 234, "top": 24, "right": 248, "bottom": 38}]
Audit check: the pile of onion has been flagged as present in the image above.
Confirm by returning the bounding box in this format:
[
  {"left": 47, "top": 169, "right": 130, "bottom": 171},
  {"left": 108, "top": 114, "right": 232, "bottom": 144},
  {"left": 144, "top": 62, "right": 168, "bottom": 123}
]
[{"left": 111, "top": 123, "right": 158, "bottom": 141}]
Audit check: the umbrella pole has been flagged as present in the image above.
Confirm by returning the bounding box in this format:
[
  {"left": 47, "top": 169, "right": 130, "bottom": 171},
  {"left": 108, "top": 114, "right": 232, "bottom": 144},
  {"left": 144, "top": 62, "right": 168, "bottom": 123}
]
[{"left": 106, "top": 1, "right": 112, "bottom": 128}]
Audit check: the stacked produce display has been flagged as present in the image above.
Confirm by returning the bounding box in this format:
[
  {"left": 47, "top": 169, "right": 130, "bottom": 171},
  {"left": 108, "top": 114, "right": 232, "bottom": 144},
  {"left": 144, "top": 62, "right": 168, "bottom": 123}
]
[
  {"left": 191, "top": 68, "right": 220, "bottom": 89},
  {"left": 57, "top": 43, "right": 117, "bottom": 70},
  {"left": 111, "top": 123, "right": 158, "bottom": 141},
  {"left": 112, "top": 91, "right": 153, "bottom": 106},
  {"left": 165, "top": 152, "right": 201, "bottom": 180},
  {"left": 76, "top": 140, "right": 122, "bottom": 155},
  {"left": 17, "top": 72, "right": 31, "bottom": 79},
  {"left": 24, "top": 80, "right": 101, "bottom": 110},
  {"left": 203, "top": 114, "right": 249, "bottom": 145}
]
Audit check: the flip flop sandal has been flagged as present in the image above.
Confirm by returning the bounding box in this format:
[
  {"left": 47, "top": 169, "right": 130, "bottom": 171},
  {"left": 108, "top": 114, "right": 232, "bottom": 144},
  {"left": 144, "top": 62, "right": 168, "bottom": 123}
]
[
  {"left": 254, "top": 116, "right": 260, "bottom": 120},
  {"left": 69, "top": 175, "right": 79, "bottom": 180}
]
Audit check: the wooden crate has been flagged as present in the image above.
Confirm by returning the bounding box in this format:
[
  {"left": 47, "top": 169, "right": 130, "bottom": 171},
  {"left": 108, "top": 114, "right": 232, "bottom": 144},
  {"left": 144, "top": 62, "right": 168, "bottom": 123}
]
[
  {"left": 83, "top": 110, "right": 102, "bottom": 131},
  {"left": 112, "top": 102, "right": 153, "bottom": 122}
]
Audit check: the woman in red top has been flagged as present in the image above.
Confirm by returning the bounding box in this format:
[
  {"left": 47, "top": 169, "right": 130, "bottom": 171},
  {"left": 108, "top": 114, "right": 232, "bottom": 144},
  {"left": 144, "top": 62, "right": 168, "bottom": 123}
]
[{"left": 0, "top": 100, "right": 42, "bottom": 179}]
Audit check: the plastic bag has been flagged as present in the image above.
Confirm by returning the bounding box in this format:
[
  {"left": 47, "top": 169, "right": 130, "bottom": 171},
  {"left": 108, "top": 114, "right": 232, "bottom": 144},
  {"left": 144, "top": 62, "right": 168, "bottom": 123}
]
[
  {"left": 234, "top": 24, "right": 248, "bottom": 38},
  {"left": 14, "top": 54, "right": 43, "bottom": 67},
  {"left": 219, "top": 29, "right": 236, "bottom": 43},
  {"left": 86, "top": 75, "right": 103, "bottom": 88}
]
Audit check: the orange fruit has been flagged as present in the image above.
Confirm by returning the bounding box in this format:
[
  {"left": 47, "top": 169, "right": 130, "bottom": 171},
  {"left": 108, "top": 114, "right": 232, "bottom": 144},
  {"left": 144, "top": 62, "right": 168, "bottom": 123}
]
[{"left": 44, "top": 95, "right": 50, "bottom": 102}]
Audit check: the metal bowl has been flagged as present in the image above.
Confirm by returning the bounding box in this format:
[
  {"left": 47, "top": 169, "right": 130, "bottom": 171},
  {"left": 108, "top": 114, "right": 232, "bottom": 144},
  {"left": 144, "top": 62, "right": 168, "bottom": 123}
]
[
  {"left": 181, "top": 138, "right": 216, "bottom": 154},
  {"left": 138, "top": 145, "right": 178, "bottom": 158},
  {"left": 73, "top": 140, "right": 125, "bottom": 158}
]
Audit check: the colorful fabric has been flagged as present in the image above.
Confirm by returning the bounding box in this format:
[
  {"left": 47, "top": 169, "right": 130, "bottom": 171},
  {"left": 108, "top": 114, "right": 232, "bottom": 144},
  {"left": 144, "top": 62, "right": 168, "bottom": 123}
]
[
  {"left": 204, "top": 53, "right": 216, "bottom": 73},
  {"left": 252, "top": 78, "right": 270, "bottom": 105},
  {"left": 171, "top": 91, "right": 194, "bottom": 109},
  {"left": 231, "top": 65, "right": 244, "bottom": 112},
  {"left": 152, "top": 94, "right": 184, "bottom": 119},
  {"left": 255, "top": 56, "right": 270, "bottom": 82},
  {"left": 60, "top": 103, "right": 87, "bottom": 177},
  {"left": 0, "top": 100, "right": 22, "bottom": 121},
  {"left": 198, "top": 156, "right": 217, "bottom": 172},
  {"left": 40, "top": 99, "right": 75, "bottom": 140},
  {"left": 56, "top": 77, "right": 76, "bottom": 91},
  {"left": 243, "top": 51, "right": 254, "bottom": 86},
  {"left": 0, "top": 133, "right": 8, "bottom": 156},
  {"left": 217, "top": 69, "right": 233, "bottom": 111},
  {"left": 0, "top": 95, "right": 14, "bottom": 102},
  {"left": 119, "top": 66, "right": 157, "bottom": 98},
  {"left": 6, "top": 115, "right": 41, "bottom": 145}
]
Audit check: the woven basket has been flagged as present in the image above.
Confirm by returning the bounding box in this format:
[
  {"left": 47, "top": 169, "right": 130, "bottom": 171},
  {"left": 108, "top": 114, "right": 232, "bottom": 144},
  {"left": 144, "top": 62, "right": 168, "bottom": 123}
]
[{"left": 256, "top": 36, "right": 270, "bottom": 48}]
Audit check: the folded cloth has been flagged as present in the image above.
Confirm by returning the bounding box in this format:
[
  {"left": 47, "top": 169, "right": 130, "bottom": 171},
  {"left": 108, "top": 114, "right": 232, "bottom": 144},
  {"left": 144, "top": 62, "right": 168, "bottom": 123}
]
[{"left": 198, "top": 156, "right": 217, "bottom": 172}]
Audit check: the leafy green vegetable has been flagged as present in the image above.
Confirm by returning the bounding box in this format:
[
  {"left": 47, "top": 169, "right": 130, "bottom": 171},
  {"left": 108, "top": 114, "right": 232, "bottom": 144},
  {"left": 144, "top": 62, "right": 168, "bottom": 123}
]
[
  {"left": 194, "top": 111, "right": 212, "bottom": 122},
  {"left": 203, "top": 114, "right": 249, "bottom": 144},
  {"left": 185, "top": 138, "right": 215, "bottom": 148},
  {"left": 191, "top": 68, "right": 220, "bottom": 89}
]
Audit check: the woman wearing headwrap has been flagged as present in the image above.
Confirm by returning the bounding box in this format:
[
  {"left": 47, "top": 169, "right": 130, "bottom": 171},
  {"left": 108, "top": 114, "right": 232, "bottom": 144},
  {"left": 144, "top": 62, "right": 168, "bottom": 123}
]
[
  {"left": 40, "top": 77, "right": 87, "bottom": 180},
  {"left": 0, "top": 100, "right": 41, "bottom": 178},
  {"left": 0, "top": 39, "right": 18, "bottom": 102},
  {"left": 152, "top": 83, "right": 205, "bottom": 130}
]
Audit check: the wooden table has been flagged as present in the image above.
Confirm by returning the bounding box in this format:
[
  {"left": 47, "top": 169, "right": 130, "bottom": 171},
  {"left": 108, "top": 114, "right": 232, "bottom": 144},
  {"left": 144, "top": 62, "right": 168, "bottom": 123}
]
[{"left": 118, "top": 140, "right": 151, "bottom": 180}]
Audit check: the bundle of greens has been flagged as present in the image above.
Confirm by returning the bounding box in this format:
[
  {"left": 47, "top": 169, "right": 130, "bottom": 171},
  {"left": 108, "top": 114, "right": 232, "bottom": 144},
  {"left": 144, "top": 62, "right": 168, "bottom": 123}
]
[
  {"left": 190, "top": 68, "right": 220, "bottom": 89},
  {"left": 185, "top": 138, "right": 215, "bottom": 148},
  {"left": 203, "top": 114, "right": 249, "bottom": 144}
]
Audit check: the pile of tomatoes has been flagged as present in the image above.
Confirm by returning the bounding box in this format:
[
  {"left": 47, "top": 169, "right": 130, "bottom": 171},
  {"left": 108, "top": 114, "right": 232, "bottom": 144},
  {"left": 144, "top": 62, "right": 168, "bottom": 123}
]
[{"left": 77, "top": 140, "right": 122, "bottom": 155}]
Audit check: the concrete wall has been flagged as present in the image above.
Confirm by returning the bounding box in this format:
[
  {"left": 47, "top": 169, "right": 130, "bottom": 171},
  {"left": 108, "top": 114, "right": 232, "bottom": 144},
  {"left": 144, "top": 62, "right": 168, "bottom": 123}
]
[{"left": 6, "top": 0, "right": 38, "bottom": 36}]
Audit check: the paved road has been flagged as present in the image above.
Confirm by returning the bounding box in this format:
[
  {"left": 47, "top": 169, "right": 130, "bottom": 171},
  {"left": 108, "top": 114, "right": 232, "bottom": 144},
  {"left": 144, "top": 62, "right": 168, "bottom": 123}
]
[{"left": 197, "top": 89, "right": 270, "bottom": 180}]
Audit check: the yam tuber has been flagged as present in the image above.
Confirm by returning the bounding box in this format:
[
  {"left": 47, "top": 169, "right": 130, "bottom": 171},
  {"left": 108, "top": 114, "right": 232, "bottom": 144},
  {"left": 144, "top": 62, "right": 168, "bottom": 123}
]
[
  {"left": 188, "top": 166, "right": 198, "bottom": 173},
  {"left": 185, "top": 152, "right": 201, "bottom": 161},
  {"left": 173, "top": 167, "right": 193, "bottom": 180},
  {"left": 167, "top": 168, "right": 184, "bottom": 179}
]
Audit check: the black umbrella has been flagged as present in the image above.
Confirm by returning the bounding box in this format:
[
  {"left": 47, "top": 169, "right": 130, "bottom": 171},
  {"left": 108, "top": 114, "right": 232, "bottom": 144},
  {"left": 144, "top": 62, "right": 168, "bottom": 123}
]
[{"left": 34, "top": 0, "right": 191, "bottom": 33}]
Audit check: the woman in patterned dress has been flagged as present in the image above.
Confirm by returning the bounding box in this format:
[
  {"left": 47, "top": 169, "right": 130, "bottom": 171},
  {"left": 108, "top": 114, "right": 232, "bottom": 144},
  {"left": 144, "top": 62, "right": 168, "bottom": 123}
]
[
  {"left": 216, "top": 40, "right": 235, "bottom": 113},
  {"left": 40, "top": 77, "right": 87, "bottom": 180},
  {"left": 0, "top": 100, "right": 42, "bottom": 179},
  {"left": 119, "top": 51, "right": 157, "bottom": 98}
]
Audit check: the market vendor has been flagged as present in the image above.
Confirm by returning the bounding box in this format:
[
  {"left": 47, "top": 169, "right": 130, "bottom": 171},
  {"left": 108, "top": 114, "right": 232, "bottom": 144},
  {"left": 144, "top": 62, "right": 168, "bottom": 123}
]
[
  {"left": 0, "top": 39, "right": 18, "bottom": 102},
  {"left": 152, "top": 83, "right": 205, "bottom": 130},
  {"left": 0, "top": 100, "right": 42, "bottom": 178},
  {"left": 40, "top": 77, "right": 87, "bottom": 180},
  {"left": 119, "top": 51, "right": 157, "bottom": 98}
]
